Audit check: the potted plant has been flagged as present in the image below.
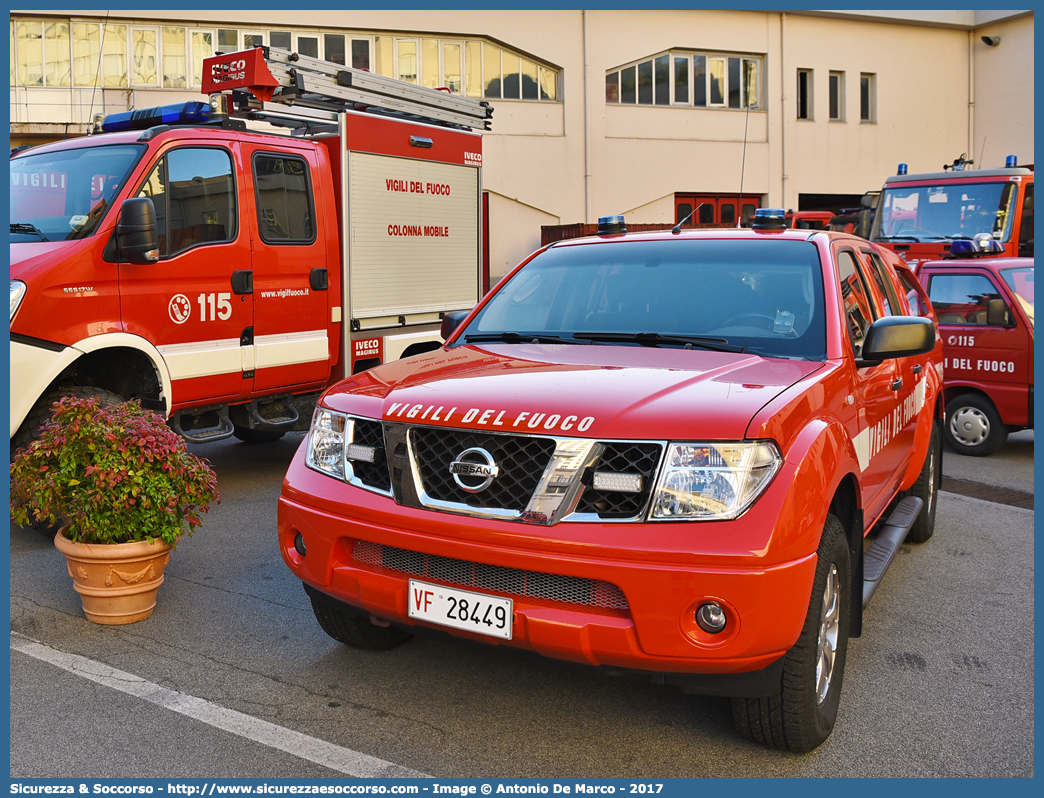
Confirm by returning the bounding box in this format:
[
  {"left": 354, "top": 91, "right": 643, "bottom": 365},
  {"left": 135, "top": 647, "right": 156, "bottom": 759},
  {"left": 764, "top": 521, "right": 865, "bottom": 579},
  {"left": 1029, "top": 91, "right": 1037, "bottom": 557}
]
[{"left": 10, "top": 396, "right": 219, "bottom": 625}]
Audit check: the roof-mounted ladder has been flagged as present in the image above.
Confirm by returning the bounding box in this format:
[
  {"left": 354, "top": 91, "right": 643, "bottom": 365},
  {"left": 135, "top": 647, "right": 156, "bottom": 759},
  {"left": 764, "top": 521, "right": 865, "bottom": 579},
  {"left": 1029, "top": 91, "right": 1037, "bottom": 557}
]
[{"left": 203, "top": 46, "right": 493, "bottom": 131}]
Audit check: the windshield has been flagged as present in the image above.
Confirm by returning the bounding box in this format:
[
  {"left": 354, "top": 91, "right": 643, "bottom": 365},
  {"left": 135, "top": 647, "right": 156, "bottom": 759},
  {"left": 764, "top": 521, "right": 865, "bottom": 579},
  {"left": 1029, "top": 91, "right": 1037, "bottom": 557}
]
[
  {"left": 872, "top": 181, "right": 1017, "bottom": 243},
  {"left": 460, "top": 238, "right": 827, "bottom": 360},
  {"left": 10, "top": 144, "right": 145, "bottom": 242},
  {"left": 1001, "top": 266, "right": 1034, "bottom": 327}
]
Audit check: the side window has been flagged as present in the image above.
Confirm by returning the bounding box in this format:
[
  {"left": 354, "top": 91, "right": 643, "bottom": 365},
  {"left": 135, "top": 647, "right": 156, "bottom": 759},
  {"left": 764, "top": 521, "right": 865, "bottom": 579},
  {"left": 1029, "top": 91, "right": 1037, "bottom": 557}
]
[
  {"left": 897, "top": 271, "right": 929, "bottom": 317},
  {"left": 253, "top": 153, "right": 315, "bottom": 243},
  {"left": 136, "top": 147, "right": 236, "bottom": 258},
  {"left": 836, "top": 250, "right": 876, "bottom": 357},
  {"left": 862, "top": 250, "right": 903, "bottom": 316},
  {"left": 927, "top": 273, "right": 1002, "bottom": 325}
]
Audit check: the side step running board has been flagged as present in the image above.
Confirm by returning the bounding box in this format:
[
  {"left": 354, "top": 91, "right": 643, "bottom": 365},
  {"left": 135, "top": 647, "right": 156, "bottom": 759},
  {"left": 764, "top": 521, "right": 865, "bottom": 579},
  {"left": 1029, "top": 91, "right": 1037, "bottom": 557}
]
[
  {"left": 862, "top": 496, "right": 923, "bottom": 608},
  {"left": 171, "top": 405, "right": 235, "bottom": 444},
  {"left": 244, "top": 395, "right": 300, "bottom": 431}
]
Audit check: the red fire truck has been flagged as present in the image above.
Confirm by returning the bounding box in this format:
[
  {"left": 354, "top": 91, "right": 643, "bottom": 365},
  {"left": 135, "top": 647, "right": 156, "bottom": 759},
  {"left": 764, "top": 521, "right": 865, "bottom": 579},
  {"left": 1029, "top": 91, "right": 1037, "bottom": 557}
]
[
  {"left": 870, "top": 155, "right": 1034, "bottom": 270},
  {"left": 10, "top": 47, "right": 491, "bottom": 450}
]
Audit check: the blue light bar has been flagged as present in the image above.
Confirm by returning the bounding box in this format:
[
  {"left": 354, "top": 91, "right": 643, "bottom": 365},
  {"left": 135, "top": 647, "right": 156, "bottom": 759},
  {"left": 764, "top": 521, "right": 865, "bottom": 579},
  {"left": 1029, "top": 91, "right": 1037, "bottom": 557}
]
[
  {"left": 949, "top": 236, "right": 1005, "bottom": 258},
  {"left": 101, "top": 101, "right": 210, "bottom": 133}
]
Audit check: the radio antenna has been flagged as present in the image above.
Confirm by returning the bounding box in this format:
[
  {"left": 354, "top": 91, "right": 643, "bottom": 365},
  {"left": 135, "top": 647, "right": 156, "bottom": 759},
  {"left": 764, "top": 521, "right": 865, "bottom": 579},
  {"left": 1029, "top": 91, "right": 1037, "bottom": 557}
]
[
  {"left": 672, "top": 202, "right": 705, "bottom": 234},
  {"left": 86, "top": 10, "right": 111, "bottom": 134},
  {"left": 737, "top": 90, "right": 751, "bottom": 226}
]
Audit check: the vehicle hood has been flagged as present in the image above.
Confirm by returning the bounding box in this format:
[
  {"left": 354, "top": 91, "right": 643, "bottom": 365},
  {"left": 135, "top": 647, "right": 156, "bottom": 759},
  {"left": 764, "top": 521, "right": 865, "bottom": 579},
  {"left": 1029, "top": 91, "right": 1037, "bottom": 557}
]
[
  {"left": 322, "top": 343, "right": 825, "bottom": 441},
  {"left": 10, "top": 240, "right": 81, "bottom": 280}
]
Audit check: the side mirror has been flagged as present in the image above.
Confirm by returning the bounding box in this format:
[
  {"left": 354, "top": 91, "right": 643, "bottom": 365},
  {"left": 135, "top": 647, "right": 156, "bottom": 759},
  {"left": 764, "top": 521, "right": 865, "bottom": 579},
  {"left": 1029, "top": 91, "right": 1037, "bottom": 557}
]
[
  {"left": 117, "top": 197, "right": 159, "bottom": 264},
  {"left": 858, "top": 316, "right": 936, "bottom": 365},
  {"left": 441, "top": 309, "right": 470, "bottom": 341},
  {"left": 986, "top": 298, "right": 1012, "bottom": 326}
]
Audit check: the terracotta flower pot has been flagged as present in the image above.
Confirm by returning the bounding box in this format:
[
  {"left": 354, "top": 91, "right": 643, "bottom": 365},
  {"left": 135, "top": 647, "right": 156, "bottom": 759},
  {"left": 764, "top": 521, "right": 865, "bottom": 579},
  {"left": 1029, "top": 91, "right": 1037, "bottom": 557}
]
[{"left": 54, "top": 531, "right": 174, "bottom": 625}]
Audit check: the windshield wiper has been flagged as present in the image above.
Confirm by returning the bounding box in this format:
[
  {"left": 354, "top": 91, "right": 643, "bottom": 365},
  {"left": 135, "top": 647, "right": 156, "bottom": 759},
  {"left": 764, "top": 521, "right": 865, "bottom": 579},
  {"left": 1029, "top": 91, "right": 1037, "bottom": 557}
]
[
  {"left": 572, "top": 332, "right": 747, "bottom": 353},
  {"left": 463, "top": 332, "right": 590, "bottom": 345},
  {"left": 10, "top": 223, "right": 49, "bottom": 241},
  {"left": 875, "top": 235, "right": 920, "bottom": 242}
]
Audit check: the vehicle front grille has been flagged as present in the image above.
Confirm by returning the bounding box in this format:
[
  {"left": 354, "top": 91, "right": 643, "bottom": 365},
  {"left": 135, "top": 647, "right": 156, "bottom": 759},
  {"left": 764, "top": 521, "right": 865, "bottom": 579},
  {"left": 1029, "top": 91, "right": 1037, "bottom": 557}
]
[
  {"left": 575, "top": 442, "right": 663, "bottom": 519},
  {"left": 350, "top": 418, "right": 391, "bottom": 492},
  {"left": 352, "top": 541, "right": 630, "bottom": 611},
  {"left": 410, "top": 428, "right": 556, "bottom": 510}
]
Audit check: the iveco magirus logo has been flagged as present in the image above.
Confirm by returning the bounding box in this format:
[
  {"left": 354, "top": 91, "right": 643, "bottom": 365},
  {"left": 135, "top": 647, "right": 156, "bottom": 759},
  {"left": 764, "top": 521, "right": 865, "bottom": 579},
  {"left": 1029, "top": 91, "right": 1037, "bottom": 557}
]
[{"left": 448, "top": 447, "right": 499, "bottom": 493}]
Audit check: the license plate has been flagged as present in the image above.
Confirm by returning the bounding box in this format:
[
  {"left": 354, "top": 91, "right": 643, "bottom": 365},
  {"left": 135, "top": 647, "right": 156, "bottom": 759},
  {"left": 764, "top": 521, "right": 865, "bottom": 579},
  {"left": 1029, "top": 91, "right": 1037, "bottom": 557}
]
[{"left": 407, "top": 579, "right": 513, "bottom": 640}]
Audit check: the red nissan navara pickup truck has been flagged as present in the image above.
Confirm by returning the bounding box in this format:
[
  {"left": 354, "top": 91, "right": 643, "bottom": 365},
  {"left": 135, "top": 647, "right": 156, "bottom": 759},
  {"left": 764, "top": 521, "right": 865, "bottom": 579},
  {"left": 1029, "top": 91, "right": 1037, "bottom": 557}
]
[{"left": 278, "top": 210, "right": 943, "bottom": 752}]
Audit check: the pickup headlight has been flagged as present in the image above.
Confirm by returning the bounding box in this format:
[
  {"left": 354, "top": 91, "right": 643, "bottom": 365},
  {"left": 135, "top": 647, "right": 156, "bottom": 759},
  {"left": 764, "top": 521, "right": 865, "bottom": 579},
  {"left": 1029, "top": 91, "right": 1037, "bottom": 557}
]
[
  {"left": 306, "top": 407, "right": 348, "bottom": 479},
  {"left": 650, "top": 441, "right": 782, "bottom": 520},
  {"left": 10, "top": 280, "right": 26, "bottom": 320}
]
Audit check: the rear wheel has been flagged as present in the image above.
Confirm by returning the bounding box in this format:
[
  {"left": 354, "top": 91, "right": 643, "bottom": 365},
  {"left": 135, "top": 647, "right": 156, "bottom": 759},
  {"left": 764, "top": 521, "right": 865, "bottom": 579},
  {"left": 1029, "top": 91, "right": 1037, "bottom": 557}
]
[
  {"left": 732, "top": 513, "right": 851, "bottom": 752},
  {"left": 945, "top": 393, "right": 1007, "bottom": 456},
  {"left": 309, "top": 591, "right": 413, "bottom": 651},
  {"left": 232, "top": 426, "right": 287, "bottom": 444},
  {"left": 903, "top": 422, "right": 940, "bottom": 543}
]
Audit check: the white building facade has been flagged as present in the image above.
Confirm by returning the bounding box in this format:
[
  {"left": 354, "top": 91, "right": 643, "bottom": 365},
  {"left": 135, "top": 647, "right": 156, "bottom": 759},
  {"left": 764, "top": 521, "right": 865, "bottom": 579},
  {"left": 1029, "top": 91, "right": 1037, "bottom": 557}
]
[{"left": 10, "top": 9, "right": 1034, "bottom": 280}]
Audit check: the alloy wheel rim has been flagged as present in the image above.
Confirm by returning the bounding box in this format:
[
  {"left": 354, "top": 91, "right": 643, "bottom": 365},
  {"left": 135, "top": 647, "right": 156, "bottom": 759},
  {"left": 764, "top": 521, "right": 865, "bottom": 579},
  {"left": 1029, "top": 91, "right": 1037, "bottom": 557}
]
[
  {"left": 816, "top": 564, "right": 840, "bottom": 704},
  {"left": 927, "top": 443, "right": 936, "bottom": 517},
  {"left": 950, "top": 407, "right": 990, "bottom": 447}
]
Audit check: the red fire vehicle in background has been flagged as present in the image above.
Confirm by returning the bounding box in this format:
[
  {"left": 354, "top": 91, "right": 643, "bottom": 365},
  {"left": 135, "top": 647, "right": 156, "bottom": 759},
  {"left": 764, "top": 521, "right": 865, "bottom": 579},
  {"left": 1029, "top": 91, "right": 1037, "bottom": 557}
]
[
  {"left": 10, "top": 47, "right": 491, "bottom": 450},
  {"left": 912, "top": 252, "right": 1034, "bottom": 455},
  {"left": 870, "top": 154, "right": 1034, "bottom": 270}
]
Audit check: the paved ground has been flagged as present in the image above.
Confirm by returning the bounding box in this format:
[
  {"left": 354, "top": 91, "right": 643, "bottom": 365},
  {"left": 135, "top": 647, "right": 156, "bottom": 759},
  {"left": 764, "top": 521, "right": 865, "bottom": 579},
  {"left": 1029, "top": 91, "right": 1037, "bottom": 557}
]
[{"left": 9, "top": 430, "right": 1035, "bottom": 778}]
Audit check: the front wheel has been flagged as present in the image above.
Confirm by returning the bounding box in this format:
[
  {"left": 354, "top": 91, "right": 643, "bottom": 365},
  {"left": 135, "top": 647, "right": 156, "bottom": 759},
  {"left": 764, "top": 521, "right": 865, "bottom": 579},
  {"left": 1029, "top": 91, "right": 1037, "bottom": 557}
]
[
  {"left": 732, "top": 514, "right": 851, "bottom": 752},
  {"left": 902, "top": 421, "right": 941, "bottom": 544},
  {"left": 945, "top": 394, "right": 1007, "bottom": 456},
  {"left": 309, "top": 591, "right": 413, "bottom": 651}
]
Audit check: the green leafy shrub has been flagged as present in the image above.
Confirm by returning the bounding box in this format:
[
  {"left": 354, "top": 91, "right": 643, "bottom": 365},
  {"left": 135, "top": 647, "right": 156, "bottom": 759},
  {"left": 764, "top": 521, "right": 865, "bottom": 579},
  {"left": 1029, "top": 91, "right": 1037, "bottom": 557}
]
[{"left": 10, "top": 397, "right": 219, "bottom": 546}]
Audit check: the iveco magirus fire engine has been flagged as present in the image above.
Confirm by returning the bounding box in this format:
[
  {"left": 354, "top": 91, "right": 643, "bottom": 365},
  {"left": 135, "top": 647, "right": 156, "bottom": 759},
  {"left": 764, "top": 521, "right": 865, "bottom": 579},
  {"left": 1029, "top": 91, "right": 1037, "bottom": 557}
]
[{"left": 10, "top": 46, "right": 490, "bottom": 450}]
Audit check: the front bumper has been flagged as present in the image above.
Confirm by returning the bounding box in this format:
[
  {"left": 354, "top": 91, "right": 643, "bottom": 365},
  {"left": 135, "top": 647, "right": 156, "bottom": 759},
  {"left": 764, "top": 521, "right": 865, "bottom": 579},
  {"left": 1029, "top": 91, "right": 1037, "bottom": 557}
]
[{"left": 278, "top": 443, "right": 819, "bottom": 680}]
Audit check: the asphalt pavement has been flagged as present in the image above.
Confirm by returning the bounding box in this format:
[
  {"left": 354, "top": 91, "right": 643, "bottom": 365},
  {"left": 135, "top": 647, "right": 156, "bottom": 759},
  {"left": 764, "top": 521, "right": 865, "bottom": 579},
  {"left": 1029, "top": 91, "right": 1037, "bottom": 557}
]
[{"left": 8, "top": 430, "right": 1034, "bottom": 778}]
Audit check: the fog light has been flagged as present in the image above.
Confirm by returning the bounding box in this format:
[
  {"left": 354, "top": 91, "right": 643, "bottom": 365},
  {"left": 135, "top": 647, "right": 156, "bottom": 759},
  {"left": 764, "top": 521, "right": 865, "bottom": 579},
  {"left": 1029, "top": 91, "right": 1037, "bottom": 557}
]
[
  {"left": 294, "top": 533, "right": 307, "bottom": 557},
  {"left": 696, "top": 602, "right": 726, "bottom": 633}
]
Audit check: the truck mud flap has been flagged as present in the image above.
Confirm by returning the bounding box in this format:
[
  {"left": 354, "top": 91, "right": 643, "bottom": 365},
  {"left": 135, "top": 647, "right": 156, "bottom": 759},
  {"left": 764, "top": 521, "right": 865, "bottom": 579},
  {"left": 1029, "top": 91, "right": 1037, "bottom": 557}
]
[{"left": 862, "top": 496, "right": 923, "bottom": 608}]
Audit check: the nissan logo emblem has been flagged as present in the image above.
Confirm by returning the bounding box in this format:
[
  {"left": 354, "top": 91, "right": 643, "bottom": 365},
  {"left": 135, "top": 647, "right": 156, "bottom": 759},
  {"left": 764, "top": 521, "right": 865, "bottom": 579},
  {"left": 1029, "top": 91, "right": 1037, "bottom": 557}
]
[{"left": 448, "top": 447, "right": 499, "bottom": 493}]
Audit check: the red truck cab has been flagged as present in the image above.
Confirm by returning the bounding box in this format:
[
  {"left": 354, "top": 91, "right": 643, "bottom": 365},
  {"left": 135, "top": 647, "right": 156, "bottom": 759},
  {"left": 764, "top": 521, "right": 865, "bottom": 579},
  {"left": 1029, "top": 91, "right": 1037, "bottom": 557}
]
[
  {"left": 278, "top": 210, "right": 944, "bottom": 752},
  {"left": 871, "top": 156, "right": 1034, "bottom": 270},
  {"left": 914, "top": 255, "right": 1034, "bottom": 455}
]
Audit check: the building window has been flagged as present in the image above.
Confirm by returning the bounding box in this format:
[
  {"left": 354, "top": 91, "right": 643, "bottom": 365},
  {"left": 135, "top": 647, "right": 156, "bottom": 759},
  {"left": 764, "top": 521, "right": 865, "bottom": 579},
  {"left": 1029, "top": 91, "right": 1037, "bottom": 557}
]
[
  {"left": 829, "top": 71, "right": 844, "bottom": 121},
  {"left": 796, "top": 69, "right": 812, "bottom": 120},
  {"left": 606, "top": 50, "right": 762, "bottom": 110},
  {"left": 161, "top": 27, "right": 187, "bottom": 88},
  {"left": 131, "top": 28, "right": 159, "bottom": 86},
  {"left": 10, "top": 17, "right": 559, "bottom": 104},
  {"left": 861, "top": 72, "right": 876, "bottom": 122}
]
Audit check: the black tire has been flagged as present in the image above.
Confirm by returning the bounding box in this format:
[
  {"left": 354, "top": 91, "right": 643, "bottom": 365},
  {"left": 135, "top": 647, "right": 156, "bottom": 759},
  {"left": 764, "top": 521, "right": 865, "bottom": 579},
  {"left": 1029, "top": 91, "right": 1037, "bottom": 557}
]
[
  {"left": 902, "top": 421, "right": 941, "bottom": 543},
  {"left": 309, "top": 592, "right": 413, "bottom": 651},
  {"left": 944, "top": 393, "right": 1007, "bottom": 456},
  {"left": 732, "top": 514, "right": 851, "bottom": 752},
  {"left": 232, "top": 426, "right": 287, "bottom": 444},
  {"left": 11, "top": 386, "right": 124, "bottom": 537}
]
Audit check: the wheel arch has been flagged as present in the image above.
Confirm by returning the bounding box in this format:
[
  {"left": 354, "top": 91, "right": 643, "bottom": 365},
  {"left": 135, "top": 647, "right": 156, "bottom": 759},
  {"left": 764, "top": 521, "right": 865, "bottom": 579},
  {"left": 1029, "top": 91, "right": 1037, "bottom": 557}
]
[{"left": 12, "top": 334, "right": 173, "bottom": 437}]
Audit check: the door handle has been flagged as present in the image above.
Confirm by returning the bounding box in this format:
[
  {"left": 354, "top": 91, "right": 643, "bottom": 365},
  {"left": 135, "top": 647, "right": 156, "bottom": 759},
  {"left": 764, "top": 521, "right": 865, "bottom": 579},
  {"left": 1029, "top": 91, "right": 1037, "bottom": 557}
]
[
  {"left": 891, "top": 378, "right": 903, "bottom": 391},
  {"left": 912, "top": 364, "right": 922, "bottom": 375}
]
